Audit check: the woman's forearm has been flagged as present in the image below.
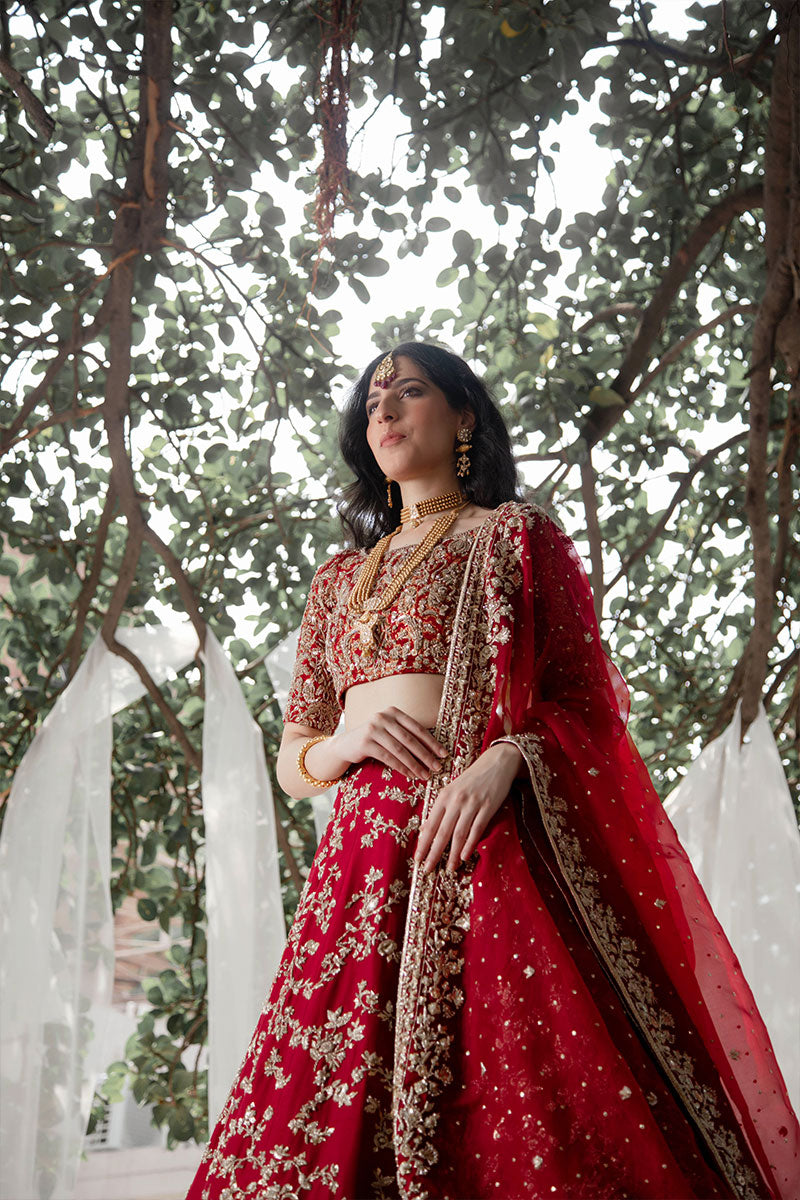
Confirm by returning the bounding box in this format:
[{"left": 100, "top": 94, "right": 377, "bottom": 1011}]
[
  {"left": 277, "top": 730, "right": 353, "bottom": 799},
  {"left": 482, "top": 739, "right": 526, "bottom": 779}
]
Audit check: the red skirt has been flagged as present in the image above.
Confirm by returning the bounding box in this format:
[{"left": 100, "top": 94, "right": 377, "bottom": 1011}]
[{"left": 186, "top": 759, "right": 734, "bottom": 1199}]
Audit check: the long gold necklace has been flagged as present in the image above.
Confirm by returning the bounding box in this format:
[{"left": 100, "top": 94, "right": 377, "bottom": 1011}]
[{"left": 348, "top": 503, "right": 464, "bottom": 654}]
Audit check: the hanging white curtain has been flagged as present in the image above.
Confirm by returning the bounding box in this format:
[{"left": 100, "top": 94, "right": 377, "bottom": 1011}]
[
  {"left": 0, "top": 625, "right": 284, "bottom": 1199},
  {"left": 201, "top": 630, "right": 284, "bottom": 1123},
  {"left": 265, "top": 627, "right": 337, "bottom": 842},
  {"left": 665, "top": 699, "right": 800, "bottom": 1114}
]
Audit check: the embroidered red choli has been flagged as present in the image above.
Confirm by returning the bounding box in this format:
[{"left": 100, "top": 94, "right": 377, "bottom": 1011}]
[{"left": 283, "top": 527, "right": 479, "bottom": 732}]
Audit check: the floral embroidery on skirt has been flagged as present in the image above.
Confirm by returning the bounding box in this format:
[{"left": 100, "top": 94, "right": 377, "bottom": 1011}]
[
  {"left": 187, "top": 758, "right": 735, "bottom": 1200},
  {"left": 189, "top": 759, "right": 420, "bottom": 1199}
]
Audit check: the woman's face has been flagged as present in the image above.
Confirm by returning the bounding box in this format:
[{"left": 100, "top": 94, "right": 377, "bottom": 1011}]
[{"left": 364, "top": 355, "right": 472, "bottom": 482}]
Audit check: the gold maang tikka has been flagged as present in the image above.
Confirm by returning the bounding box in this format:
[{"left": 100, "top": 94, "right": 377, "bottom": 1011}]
[
  {"left": 374, "top": 353, "right": 397, "bottom": 505},
  {"left": 373, "top": 351, "right": 397, "bottom": 388}
]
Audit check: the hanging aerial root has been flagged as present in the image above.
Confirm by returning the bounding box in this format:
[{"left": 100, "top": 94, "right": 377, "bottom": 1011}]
[{"left": 313, "top": 0, "right": 362, "bottom": 253}]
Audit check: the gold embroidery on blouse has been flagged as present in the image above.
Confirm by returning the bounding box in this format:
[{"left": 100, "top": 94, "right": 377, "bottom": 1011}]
[{"left": 284, "top": 531, "right": 481, "bottom": 735}]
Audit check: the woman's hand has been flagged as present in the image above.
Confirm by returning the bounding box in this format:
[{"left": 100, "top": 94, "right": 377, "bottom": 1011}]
[
  {"left": 413, "top": 741, "right": 523, "bottom": 874},
  {"left": 324, "top": 707, "right": 447, "bottom": 781}
]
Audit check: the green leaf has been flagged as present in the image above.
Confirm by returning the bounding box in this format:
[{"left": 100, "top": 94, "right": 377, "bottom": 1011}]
[
  {"left": 545, "top": 207, "right": 562, "bottom": 235},
  {"left": 168, "top": 1104, "right": 195, "bottom": 1140},
  {"left": 137, "top": 898, "right": 158, "bottom": 922},
  {"left": 588, "top": 386, "right": 625, "bottom": 408},
  {"left": 358, "top": 256, "right": 389, "bottom": 277},
  {"left": 452, "top": 230, "right": 475, "bottom": 262},
  {"left": 531, "top": 314, "right": 558, "bottom": 340}
]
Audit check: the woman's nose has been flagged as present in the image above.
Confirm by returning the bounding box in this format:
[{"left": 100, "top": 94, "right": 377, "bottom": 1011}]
[{"left": 375, "top": 399, "right": 397, "bottom": 421}]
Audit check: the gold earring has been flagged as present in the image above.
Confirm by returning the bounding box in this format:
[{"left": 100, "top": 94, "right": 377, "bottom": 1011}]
[
  {"left": 386, "top": 476, "right": 393, "bottom": 507},
  {"left": 455, "top": 426, "right": 472, "bottom": 478}
]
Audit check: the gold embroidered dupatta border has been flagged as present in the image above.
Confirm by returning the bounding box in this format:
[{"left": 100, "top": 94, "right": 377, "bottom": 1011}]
[
  {"left": 506, "top": 733, "right": 764, "bottom": 1200},
  {"left": 390, "top": 501, "right": 768, "bottom": 1200},
  {"left": 391, "top": 505, "right": 497, "bottom": 1197}
]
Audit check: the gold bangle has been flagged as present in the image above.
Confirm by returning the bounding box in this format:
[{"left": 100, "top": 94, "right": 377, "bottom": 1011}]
[{"left": 297, "top": 735, "right": 342, "bottom": 790}]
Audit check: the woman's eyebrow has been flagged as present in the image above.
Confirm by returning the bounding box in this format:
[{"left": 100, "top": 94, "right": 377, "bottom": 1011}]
[{"left": 366, "top": 376, "right": 427, "bottom": 401}]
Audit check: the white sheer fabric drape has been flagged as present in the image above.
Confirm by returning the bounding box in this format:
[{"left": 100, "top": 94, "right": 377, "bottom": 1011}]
[
  {"left": 265, "top": 628, "right": 337, "bottom": 841},
  {"left": 0, "top": 625, "right": 284, "bottom": 1199},
  {"left": 0, "top": 626, "right": 195, "bottom": 1200},
  {"left": 665, "top": 699, "right": 800, "bottom": 1114},
  {"left": 201, "top": 630, "right": 284, "bottom": 1123}
]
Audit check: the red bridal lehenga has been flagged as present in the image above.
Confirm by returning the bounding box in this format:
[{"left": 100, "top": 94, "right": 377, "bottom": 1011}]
[{"left": 187, "top": 502, "right": 799, "bottom": 1200}]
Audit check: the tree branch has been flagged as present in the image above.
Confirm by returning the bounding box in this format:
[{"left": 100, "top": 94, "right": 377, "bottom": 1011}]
[
  {"left": 99, "top": 0, "right": 209, "bottom": 646},
  {"left": 515, "top": 450, "right": 568, "bottom": 464},
  {"left": 603, "top": 27, "right": 776, "bottom": 75},
  {"left": 68, "top": 484, "right": 117, "bottom": 678},
  {"left": 606, "top": 429, "right": 751, "bottom": 591},
  {"left": 576, "top": 302, "right": 643, "bottom": 334},
  {"left": 142, "top": 526, "right": 206, "bottom": 644},
  {"left": 101, "top": 525, "right": 144, "bottom": 641},
  {"left": 773, "top": 377, "right": 799, "bottom": 595},
  {"left": 272, "top": 798, "right": 306, "bottom": 895},
  {"left": 0, "top": 298, "right": 110, "bottom": 455},
  {"left": 0, "top": 50, "right": 55, "bottom": 141},
  {"left": 101, "top": 633, "right": 201, "bottom": 771},
  {"left": 4, "top": 402, "right": 103, "bottom": 449},
  {"left": 740, "top": 2, "right": 798, "bottom": 731},
  {"left": 579, "top": 450, "right": 604, "bottom": 622},
  {"left": 765, "top": 644, "right": 800, "bottom": 709},
  {"left": 578, "top": 184, "right": 763, "bottom": 449},
  {"left": 0, "top": 175, "right": 36, "bottom": 205},
  {"left": 631, "top": 301, "right": 757, "bottom": 398}
]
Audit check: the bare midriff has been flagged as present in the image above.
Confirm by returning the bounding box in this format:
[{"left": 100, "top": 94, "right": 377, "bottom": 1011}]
[{"left": 343, "top": 673, "right": 445, "bottom": 732}]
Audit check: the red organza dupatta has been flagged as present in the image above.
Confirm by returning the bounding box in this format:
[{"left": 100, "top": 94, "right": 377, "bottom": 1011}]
[{"left": 482, "top": 505, "right": 800, "bottom": 1199}]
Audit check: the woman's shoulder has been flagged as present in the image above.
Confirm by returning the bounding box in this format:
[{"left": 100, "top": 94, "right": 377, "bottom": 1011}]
[
  {"left": 482, "top": 501, "right": 583, "bottom": 593},
  {"left": 311, "top": 545, "right": 362, "bottom": 586},
  {"left": 488, "top": 498, "right": 566, "bottom": 539}
]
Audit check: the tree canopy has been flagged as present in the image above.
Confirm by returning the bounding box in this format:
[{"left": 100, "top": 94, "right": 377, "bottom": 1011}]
[{"left": 1, "top": 0, "right": 797, "bottom": 1144}]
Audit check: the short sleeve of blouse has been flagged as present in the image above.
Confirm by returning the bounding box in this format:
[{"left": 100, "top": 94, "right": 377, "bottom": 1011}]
[{"left": 283, "top": 560, "right": 342, "bottom": 734}]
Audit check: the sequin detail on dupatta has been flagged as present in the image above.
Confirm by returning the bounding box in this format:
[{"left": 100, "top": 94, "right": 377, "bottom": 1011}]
[{"left": 391, "top": 501, "right": 797, "bottom": 1200}]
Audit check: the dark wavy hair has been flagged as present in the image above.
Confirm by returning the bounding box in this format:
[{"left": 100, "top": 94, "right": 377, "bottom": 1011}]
[{"left": 338, "top": 342, "right": 521, "bottom": 548}]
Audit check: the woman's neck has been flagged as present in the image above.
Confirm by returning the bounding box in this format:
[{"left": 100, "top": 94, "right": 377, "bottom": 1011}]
[{"left": 398, "top": 475, "right": 463, "bottom": 511}]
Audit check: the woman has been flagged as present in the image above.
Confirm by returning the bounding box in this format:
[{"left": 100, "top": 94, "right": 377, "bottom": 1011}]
[{"left": 187, "top": 344, "right": 799, "bottom": 1200}]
